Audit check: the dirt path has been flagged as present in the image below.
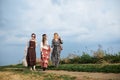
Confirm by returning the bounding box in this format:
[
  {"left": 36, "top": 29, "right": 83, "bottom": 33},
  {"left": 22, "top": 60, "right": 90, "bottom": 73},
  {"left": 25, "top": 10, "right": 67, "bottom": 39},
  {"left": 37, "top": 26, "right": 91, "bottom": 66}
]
[{"left": 45, "top": 70, "right": 120, "bottom": 80}]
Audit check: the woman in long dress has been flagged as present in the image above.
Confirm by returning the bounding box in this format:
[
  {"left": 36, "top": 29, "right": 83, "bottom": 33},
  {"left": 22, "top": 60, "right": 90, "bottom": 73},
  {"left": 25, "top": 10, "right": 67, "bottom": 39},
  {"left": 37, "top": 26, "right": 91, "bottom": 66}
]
[
  {"left": 40, "top": 34, "right": 51, "bottom": 71},
  {"left": 51, "top": 33, "right": 63, "bottom": 67},
  {"left": 26, "top": 33, "right": 36, "bottom": 71}
]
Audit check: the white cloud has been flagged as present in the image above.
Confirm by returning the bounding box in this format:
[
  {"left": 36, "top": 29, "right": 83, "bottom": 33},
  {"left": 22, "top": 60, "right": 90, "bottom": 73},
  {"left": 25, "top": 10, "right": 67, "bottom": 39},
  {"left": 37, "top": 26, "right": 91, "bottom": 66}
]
[{"left": 0, "top": 0, "right": 120, "bottom": 44}]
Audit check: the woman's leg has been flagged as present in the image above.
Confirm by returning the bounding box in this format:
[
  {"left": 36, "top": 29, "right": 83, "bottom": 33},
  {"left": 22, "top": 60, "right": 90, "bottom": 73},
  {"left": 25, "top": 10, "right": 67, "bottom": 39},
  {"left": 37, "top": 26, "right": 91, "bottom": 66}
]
[
  {"left": 30, "top": 66, "right": 33, "bottom": 71},
  {"left": 33, "top": 65, "right": 36, "bottom": 71},
  {"left": 56, "top": 51, "right": 61, "bottom": 67}
]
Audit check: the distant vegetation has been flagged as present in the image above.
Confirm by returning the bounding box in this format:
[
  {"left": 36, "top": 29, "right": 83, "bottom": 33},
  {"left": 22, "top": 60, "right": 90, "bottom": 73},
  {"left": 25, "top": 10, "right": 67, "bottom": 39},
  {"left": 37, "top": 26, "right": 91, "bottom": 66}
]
[{"left": 60, "top": 45, "right": 120, "bottom": 64}]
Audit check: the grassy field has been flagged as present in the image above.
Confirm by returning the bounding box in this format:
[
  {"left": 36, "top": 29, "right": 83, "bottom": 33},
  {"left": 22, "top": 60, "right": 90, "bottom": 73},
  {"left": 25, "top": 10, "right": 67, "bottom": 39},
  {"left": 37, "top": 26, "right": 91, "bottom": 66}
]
[
  {"left": 0, "top": 63, "right": 120, "bottom": 80},
  {"left": 48, "top": 64, "right": 120, "bottom": 73}
]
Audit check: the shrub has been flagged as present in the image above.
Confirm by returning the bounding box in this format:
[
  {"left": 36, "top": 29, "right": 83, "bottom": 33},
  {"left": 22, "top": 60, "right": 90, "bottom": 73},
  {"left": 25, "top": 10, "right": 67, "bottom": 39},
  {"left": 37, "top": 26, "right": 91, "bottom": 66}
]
[{"left": 79, "top": 52, "right": 92, "bottom": 63}]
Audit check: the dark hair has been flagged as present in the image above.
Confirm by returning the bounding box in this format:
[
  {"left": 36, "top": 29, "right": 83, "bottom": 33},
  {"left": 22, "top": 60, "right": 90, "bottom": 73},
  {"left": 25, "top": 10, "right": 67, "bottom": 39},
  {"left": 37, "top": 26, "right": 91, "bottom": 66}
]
[
  {"left": 31, "top": 33, "right": 36, "bottom": 38},
  {"left": 42, "top": 34, "right": 47, "bottom": 46}
]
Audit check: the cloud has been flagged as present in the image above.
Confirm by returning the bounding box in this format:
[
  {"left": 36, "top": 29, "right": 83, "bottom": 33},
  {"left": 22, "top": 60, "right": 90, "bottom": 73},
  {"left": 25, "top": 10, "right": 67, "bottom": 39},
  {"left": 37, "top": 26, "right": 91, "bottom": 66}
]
[{"left": 0, "top": 0, "right": 120, "bottom": 45}]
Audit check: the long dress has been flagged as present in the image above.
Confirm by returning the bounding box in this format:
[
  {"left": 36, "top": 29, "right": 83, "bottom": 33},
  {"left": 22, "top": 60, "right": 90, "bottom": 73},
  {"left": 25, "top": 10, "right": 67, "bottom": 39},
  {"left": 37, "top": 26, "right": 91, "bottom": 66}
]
[
  {"left": 51, "top": 39, "right": 63, "bottom": 67},
  {"left": 26, "top": 40, "right": 36, "bottom": 67},
  {"left": 40, "top": 41, "right": 51, "bottom": 68}
]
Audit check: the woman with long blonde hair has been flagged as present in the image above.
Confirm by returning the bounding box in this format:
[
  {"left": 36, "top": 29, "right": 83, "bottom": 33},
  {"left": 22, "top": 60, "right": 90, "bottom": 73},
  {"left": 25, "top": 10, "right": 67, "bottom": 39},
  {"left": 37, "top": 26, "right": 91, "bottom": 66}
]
[{"left": 51, "top": 33, "right": 63, "bottom": 67}]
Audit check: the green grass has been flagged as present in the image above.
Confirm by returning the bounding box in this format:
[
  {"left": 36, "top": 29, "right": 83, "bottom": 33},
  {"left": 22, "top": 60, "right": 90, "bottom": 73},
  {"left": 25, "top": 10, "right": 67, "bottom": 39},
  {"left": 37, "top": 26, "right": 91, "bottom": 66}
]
[
  {"left": 48, "top": 64, "right": 120, "bottom": 73},
  {"left": 1, "top": 63, "right": 120, "bottom": 73}
]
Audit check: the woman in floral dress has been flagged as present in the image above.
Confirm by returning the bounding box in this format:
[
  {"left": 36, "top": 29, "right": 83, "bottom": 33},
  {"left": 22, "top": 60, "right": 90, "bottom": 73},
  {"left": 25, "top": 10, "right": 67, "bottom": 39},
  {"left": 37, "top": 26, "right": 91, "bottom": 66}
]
[{"left": 40, "top": 34, "right": 51, "bottom": 71}]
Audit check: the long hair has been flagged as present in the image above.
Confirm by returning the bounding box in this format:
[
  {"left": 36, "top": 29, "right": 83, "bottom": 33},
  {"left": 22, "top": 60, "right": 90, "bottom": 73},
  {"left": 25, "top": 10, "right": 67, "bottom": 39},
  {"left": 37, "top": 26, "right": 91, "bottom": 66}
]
[
  {"left": 42, "top": 34, "right": 47, "bottom": 46},
  {"left": 54, "top": 33, "right": 63, "bottom": 44}
]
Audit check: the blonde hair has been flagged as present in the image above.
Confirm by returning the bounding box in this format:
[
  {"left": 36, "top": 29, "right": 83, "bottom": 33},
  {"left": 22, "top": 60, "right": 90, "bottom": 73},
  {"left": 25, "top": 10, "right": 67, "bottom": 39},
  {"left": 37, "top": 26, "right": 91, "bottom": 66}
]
[{"left": 54, "top": 33, "right": 59, "bottom": 39}]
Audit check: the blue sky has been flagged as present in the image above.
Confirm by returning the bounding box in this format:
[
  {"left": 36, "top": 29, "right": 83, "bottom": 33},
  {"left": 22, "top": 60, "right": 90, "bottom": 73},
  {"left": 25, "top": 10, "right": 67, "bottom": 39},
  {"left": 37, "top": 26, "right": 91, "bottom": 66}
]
[{"left": 0, "top": 0, "right": 120, "bottom": 66}]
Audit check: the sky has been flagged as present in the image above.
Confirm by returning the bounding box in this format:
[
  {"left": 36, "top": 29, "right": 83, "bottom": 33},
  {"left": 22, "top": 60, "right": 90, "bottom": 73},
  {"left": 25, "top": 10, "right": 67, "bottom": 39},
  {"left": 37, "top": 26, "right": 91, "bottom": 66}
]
[{"left": 0, "top": 0, "right": 120, "bottom": 66}]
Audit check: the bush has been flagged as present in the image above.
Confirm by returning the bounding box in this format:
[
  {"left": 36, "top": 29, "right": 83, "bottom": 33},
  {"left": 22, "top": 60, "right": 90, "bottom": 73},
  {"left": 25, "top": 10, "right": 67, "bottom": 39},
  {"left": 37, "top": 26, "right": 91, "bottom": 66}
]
[
  {"left": 60, "top": 52, "right": 120, "bottom": 64},
  {"left": 48, "top": 64, "right": 120, "bottom": 73},
  {"left": 79, "top": 52, "right": 92, "bottom": 63},
  {"left": 60, "top": 45, "right": 120, "bottom": 64}
]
